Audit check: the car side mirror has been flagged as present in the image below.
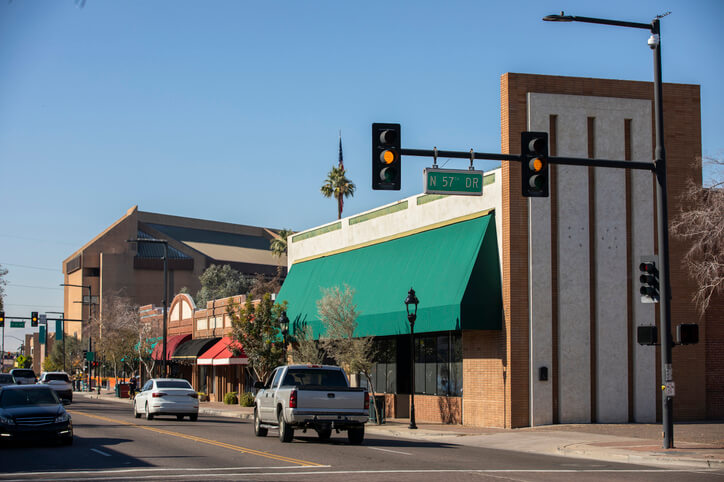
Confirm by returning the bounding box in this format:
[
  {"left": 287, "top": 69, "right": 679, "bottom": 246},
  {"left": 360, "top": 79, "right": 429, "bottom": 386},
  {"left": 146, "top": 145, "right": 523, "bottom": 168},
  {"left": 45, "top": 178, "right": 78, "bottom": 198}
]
[{"left": 253, "top": 381, "right": 265, "bottom": 390}]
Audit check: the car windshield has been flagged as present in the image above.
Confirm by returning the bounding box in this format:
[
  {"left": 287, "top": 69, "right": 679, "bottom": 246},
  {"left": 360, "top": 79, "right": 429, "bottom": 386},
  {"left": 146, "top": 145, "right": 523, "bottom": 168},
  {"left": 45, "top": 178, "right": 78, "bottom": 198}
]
[
  {"left": 0, "top": 388, "right": 59, "bottom": 407},
  {"left": 281, "top": 369, "right": 348, "bottom": 388},
  {"left": 0, "top": 374, "right": 13, "bottom": 383},
  {"left": 155, "top": 380, "right": 192, "bottom": 389},
  {"left": 44, "top": 374, "right": 70, "bottom": 382}
]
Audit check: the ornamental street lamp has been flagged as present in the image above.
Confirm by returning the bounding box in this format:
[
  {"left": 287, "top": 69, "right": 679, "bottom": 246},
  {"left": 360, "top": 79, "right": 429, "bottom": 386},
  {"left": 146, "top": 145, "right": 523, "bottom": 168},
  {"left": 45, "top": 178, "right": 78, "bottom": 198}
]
[
  {"left": 404, "top": 288, "right": 419, "bottom": 430},
  {"left": 278, "top": 311, "right": 290, "bottom": 360},
  {"left": 543, "top": 10, "right": 675, "bottom": 449},
  {"left": 127, "top": 238, "right": 169, "bottom": 377}
]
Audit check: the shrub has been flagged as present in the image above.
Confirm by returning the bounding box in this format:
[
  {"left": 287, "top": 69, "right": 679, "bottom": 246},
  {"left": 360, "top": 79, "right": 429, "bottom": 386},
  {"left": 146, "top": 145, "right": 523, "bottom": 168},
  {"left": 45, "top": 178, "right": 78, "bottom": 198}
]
[
  {"left": 198, "top": 392, "right": 209, "bottom": 402},
  {"left": 239, "top": 392, "right": 255, "bottom": 407},
  {"left": 223, "top": 391, "right": 239, "bottom": 405}
]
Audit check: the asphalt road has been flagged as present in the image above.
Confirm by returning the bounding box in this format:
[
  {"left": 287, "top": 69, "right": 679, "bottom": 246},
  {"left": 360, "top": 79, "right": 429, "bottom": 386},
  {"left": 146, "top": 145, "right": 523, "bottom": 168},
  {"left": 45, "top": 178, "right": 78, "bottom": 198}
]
[{"left": 0, "top": 398, "right": 721, "bottom": 481}]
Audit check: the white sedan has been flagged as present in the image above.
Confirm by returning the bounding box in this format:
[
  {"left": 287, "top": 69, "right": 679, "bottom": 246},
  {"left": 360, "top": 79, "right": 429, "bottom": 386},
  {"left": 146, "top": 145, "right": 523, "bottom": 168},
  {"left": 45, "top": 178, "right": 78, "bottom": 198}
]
[{"left": 133, "top": 378, "right": 199, "bottom": 421}]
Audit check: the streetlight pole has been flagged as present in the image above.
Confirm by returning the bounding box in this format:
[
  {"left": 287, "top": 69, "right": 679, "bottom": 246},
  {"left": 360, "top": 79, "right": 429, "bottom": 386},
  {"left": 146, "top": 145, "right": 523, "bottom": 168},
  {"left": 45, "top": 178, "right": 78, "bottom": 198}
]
[
  {"left": 127, "top": 238, "right": 169, "bottom": 377},
  {"left": 405, "top": 288, "right": 419, "bottom": 430},
  {"left": 61, "top": 283, "right": 93, "bottom": 391},
  {"left": 543, "top": 11, "right": 675, "bottom": 448},
  {"left": 46, "top": 311, "right": 66, "bottom": 373}
]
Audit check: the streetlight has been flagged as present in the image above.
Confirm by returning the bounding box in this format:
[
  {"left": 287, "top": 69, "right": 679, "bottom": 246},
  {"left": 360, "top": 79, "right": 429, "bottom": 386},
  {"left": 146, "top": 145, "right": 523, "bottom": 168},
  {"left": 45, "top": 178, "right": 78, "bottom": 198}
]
[
  {"left": 278, "top": 311, "right": 289, "bottom": 361},
  {"left": 543, "top": 10, "right": 675, "bottom": 449},
  {"left": 127, "top": 238, "right": 169, "bottom": 377},
  {"left": 46, "top": 311, "right": 65, "bottom": 373},
  {"left": 404, "top": 288, "right": 419, "bottom": 430},
  {"left": 61, "top": 283, "right": 93, "bottom": 391}
]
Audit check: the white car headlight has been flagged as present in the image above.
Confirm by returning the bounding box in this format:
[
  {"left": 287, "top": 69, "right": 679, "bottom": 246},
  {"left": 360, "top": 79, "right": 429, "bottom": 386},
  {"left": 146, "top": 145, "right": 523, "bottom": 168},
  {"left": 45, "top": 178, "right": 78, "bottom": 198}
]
[
  {"left": 55, "top": 412, "right": 70, "bottom": 423},
  {"left": 0, "top": 415, "right": 15, "bottom": 425}
]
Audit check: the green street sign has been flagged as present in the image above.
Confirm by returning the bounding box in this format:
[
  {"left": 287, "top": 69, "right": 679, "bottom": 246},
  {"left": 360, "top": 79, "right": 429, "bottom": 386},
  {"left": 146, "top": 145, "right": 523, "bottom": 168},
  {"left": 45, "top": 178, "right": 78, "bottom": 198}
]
[
  {"left": 85, "top": 351, "right": 95, "bottom": 362},
  {"left": 424, "top": 168, "right": 484, "bottom": 196},
  {"left": 10, "top": 321, "right": 25, "bottom": 328}
]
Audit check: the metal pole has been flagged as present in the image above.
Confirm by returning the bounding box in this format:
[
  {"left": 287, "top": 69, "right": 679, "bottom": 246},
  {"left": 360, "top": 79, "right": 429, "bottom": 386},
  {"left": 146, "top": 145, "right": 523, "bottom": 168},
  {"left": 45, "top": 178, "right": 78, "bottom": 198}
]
[
  {"left": 162, "top": 242, "right": 168, "bottom": 378},
  {"left": 1, "top": 322, "right": 4, "bottom": 373},
  {"left": 651, "top": 18, "right": 674, "bottom": 449},
  {"left": 409, "top": 319, "right": 417, "bottom": 430},
  {"left": 87, "top": 286, "right": 92, "bottom": 391}
]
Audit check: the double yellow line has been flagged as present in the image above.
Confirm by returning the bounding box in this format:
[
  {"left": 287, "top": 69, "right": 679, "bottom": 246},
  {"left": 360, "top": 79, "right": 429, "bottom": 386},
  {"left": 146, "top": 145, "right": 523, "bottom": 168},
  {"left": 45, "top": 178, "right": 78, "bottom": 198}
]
[{"left": 71, "top": 410, "right": 324, "bottom": 467}]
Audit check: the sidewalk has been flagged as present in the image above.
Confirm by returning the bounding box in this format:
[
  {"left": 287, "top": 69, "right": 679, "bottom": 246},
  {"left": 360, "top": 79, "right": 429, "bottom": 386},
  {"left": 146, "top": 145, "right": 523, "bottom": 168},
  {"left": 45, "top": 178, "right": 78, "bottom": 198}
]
[{"left": 79, "top": 390, "right": 724, "bottom": 470}]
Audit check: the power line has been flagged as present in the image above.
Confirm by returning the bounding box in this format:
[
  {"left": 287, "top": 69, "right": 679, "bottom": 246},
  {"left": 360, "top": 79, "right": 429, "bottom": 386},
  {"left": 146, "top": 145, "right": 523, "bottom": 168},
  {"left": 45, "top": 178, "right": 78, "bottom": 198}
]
[
  {"left": 0, "top": 262, "right": 60, "bottom": 272},
  {"left": 4, "top": 303, "right": 64, "bottom": 309},
  {"left": 7, "top": 283, "right": 63, "bottom": 291}
]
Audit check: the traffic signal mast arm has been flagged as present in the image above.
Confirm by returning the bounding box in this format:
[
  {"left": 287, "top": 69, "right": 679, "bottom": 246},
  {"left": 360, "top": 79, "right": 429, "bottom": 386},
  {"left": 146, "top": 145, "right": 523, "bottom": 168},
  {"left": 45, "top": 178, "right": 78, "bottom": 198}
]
[{"left": 400, "top": 147, "right": 655, "bottom": 172}]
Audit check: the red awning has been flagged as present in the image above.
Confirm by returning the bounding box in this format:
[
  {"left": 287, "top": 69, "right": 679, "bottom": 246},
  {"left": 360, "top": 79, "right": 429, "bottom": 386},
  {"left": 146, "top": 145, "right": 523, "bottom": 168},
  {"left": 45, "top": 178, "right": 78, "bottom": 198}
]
[
  {"left": 197, "top": 336, "right": 247, "bottom": 366},
  {"left": 151, "top": 334, "right": 191, "bottom": 361}
]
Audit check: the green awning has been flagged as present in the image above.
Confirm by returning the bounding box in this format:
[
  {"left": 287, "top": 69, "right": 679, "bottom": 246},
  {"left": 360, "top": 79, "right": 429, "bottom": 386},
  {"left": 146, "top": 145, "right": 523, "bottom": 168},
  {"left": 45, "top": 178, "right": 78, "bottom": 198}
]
[{"left": 277, "top": 211, "right": 502, "bottom": 338}]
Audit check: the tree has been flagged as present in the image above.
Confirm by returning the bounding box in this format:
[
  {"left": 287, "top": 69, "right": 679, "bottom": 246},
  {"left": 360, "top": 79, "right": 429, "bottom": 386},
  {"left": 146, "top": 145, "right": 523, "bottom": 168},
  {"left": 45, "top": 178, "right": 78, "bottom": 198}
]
[
  {"left": 671, "top": 157, "right": 724, "bottom": 314},
  {"left": 290, "top": 324, "right": 326, "bottom": 365},
  {"left": 320, "top": 166, "right": 356, "bottom": 220},
  {"left": 247, "top": 273, "right": 281, "bottom": 301},
  {"left": 270, "top": 229, "right": 294, "bottom": 259},
  {"left": 228, "top": 294, "right": 285, "bottom": 383},
  {"left": 43, "top": 335, "right": 84, "bottom": 374},
  {"left": 95, "top": 295, "right": 140, "bottom": 382},
  {"left": 196, "top": 264, "right": 254, "bottom": 307},
  {"left": 316, "top": 285, "right": 379, "bottom": 423},
  {"left": 0, "top": 264, "right": 7, "bottom": 311}
]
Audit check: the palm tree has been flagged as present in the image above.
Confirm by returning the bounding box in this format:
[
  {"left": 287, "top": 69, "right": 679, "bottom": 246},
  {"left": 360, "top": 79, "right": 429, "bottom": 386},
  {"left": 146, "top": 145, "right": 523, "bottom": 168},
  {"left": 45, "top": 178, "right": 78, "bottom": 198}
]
[
  {"left": 321, "top": 166, "right": 356, "bottom": 219},
  {"left": 270, "top": 229, "right": 294, "bottom": 259}
]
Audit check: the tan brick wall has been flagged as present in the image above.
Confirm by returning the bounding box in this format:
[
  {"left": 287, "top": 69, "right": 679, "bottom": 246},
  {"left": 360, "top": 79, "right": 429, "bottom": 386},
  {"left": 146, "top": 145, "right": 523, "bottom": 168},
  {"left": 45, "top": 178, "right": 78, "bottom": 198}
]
[
  {"left": 501, "top": 73, "right": 704, "bottom": 423},
  {"left": 462, "top": 329, "right": 506, "bottom": 427}
]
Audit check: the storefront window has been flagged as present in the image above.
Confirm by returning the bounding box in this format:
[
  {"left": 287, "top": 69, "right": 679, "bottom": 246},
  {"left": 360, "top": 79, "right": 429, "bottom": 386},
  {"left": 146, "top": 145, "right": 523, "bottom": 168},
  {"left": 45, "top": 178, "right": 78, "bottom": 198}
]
[
  {"left": 366, "top": 338, "right": 396, "bottom": 393},
  {"left": 414, "top": 332, "right": 461, "bottom": 396}
]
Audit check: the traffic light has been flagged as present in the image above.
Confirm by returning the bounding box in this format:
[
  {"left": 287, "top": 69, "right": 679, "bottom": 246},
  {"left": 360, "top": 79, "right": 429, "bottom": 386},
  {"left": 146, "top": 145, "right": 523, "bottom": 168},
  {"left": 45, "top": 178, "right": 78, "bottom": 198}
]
[
  {"left": 639, "top": 261, "right": 660, "bottom": 303},
  {"left": 521, "top": 131, "right": 549, "bottom": 197},
  {"left": 0, "top": 311, "right": 4, "bottom": 328},
  {"left": 31, "top": 311, "right": 39, "bottom": 327},
  {"left": 372, "top": 123, "right": 401, "bottom": 190}
]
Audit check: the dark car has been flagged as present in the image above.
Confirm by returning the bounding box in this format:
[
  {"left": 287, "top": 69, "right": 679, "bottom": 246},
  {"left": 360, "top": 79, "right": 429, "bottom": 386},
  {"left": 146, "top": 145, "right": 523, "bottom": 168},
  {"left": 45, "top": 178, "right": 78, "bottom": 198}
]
[
  {"left": 0, "top": 385, "right": 73, "bottom": 445},
  {"left": 0, "top": 374, "right": 14, "bottom": 387}
]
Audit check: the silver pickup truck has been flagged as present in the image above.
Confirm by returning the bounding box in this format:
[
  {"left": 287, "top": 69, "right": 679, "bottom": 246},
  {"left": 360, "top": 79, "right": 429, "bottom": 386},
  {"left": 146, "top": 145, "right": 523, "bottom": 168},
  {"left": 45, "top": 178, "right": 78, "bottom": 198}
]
[{"left": 253, "top": 365, "right": 369, "bottom": 444}]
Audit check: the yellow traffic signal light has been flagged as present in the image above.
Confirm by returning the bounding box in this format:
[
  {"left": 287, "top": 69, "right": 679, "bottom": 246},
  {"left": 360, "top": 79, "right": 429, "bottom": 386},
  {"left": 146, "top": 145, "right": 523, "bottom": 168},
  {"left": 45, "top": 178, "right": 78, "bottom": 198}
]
[
  {"left": 31, "top": 311, "right": 38, "bottom": 327},
  {"left": 521, "top": 131, "right": 549, "bottom": 197},
  {"left": 372, "top": 123, "right": 401, "bottom": 190}
]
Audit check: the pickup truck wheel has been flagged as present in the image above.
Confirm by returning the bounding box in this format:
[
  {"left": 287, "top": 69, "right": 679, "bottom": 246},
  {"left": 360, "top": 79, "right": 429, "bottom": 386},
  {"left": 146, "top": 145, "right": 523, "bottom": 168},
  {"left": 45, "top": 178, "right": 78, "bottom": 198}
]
[
  {"left": 254, "top": 409, "right": 267, "bottom": 437},
  {"left": 347, "top": 426, "right": 364, "bottom": 445},
  {"left": 278, "top": 411, "right": 294, "bottom": 443},
  {"left": 316, "top": 428, "right": 332, "bottom": 441}
]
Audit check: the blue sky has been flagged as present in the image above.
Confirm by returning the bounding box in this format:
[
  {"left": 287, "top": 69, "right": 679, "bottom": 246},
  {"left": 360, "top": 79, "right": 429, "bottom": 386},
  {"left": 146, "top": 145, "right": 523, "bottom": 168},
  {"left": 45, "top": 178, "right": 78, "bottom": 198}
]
[{"left": 1, "top": 1, "right": 722, "bottom": 350}]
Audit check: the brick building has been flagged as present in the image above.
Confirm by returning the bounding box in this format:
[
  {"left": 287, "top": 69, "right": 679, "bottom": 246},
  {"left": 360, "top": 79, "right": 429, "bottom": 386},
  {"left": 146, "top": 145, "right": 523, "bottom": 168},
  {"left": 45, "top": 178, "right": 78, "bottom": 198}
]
[
  {"left": 62, "top": 206, "right": 287, "bottom": 342},
  {"left": 276, "top": 73, "right": 719, "bottom": 427}
]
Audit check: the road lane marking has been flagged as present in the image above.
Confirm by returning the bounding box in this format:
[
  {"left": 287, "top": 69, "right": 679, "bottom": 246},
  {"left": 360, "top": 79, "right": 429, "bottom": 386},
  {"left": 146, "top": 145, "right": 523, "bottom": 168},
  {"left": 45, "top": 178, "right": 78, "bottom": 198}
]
[
  {"left": 70, "top": 410, "right": 324, "bottom": 467},
  {"left": 0, "top": 466, "right": 330, "bottom": 478},
  {"left": 90, "top": 448, "right": 111, "bottom": 457},
  {"left": 0, "top": 468, "right": 703, "bottom": 481},
  {"left": 369, "top": 447, "right": 412, "bottom": 456}
]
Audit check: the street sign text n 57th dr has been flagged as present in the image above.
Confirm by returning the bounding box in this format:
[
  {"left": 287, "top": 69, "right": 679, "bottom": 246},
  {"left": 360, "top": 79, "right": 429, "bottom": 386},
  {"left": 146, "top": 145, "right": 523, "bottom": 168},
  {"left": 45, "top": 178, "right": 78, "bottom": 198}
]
[{"left": 424, "top": 168, "right": 484, "bottom": 196}]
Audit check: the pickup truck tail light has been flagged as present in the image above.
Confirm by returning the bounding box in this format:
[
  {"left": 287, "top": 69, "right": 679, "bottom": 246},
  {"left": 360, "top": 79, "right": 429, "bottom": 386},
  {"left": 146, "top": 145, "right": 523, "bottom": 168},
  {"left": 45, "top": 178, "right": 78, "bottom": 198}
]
[
  {"left": 364, "top": 391, "right": 369, "bottom": 410},
  {"left": 289, "top": 389, "right": 297, "bottom": 408},
  {"left": 152, "top": 392, "right": 167, "bottom": 398}
]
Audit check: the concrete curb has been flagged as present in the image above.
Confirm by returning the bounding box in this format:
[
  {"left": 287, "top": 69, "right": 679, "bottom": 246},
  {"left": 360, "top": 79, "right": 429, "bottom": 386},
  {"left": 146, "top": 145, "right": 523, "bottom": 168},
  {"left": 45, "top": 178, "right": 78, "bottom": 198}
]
[{"left": 557, "top": 443, "right": 724, "bottom": 469}]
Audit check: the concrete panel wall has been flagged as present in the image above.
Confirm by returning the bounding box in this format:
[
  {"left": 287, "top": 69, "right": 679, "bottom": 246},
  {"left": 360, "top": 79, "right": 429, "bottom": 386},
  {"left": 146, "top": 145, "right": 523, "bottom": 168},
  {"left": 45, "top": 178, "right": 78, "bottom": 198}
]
[{"left": 527, "top": 93, "right": 655, "bottom": 424}]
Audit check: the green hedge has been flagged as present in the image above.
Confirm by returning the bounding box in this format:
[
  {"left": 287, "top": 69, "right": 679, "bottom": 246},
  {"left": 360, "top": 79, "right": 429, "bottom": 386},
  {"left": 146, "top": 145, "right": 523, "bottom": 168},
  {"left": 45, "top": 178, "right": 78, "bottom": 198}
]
[
  {"left": 239, "top": 392, "right": 255, "bottom": 407},
  {"left": 223, "top": 391, "right": 239, "bottom": 405}
]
